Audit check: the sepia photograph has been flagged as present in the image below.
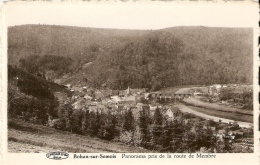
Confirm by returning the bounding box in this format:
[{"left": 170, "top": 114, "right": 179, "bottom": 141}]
[{"left": 2, "top": 1, "right": 258, "bottom": 159}]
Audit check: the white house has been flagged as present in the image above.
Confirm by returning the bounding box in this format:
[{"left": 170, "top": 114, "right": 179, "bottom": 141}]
[{"left": 165, "top": 108, "right": 174, "bottom": 121}]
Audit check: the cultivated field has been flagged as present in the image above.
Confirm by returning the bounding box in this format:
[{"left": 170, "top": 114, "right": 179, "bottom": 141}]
[{"left": 8, "top": 119, "right": 151, "bottom": 153}]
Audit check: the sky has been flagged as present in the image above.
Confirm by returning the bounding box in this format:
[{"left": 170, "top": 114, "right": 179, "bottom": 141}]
[{"left": 3, "top": 1, "right": 258, "bottom": 30}]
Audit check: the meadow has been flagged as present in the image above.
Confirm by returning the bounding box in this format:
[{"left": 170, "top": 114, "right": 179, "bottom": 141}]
[{"left": 8, "top": 119, "right": 151, "bottom": 153}]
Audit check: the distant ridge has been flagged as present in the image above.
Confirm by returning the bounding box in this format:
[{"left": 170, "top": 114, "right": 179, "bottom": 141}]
[{"left": 8, "top": 25, "right": 253, "bottom": 90}]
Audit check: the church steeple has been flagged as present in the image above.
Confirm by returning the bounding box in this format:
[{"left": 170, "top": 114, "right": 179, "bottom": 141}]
[{"left": 126, "top": 86, "right": 131, "bottom": 96}]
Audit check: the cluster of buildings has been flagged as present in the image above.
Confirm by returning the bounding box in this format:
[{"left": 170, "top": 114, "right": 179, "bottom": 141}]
[
  {"left": 64, "top": 83, "right": 241, "bottom": 115},
  {"left": 64, "top": 84, "right": 185, "bottom": 121},
  {"left": 65, "top": 83, "right": 249, "bottom": 104}
]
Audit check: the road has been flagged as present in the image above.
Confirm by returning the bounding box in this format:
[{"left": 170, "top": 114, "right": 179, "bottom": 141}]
[{"left": 175, "top": 104, "right": 253, "bottom": 128}]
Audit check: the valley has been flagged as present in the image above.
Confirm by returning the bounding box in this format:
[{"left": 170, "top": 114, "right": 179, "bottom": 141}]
[{"left": 7, "top": 25, "right": 254, "bottom": 153}]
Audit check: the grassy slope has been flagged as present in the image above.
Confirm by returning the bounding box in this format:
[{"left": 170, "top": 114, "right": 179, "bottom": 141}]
[
  {"left": 8, "top": 141, "right": 60, "bottom": 153},
  {"left": 182, "top": 98, "right": 252, "bottom": 123},
  {"left": 186, "top": 105, "right": 252, "bottom": 123},
  {"left": 8, "top": 119, "right": 151, "bottom": 153},
  {"left": 183, "top": 98, "right": 252, "bottom": 115}
]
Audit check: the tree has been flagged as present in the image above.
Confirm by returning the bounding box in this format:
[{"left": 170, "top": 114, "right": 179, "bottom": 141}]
[
  {"left": 181, "top": 131, "right": 196, "bottom": 153},
  {"left": 123, "top": 109, "right": 135, "bottom": 132},
  {"left": 170, "top": 110, "right": 188, "bottom": 152},
  {"left": 64, "top": 103, "right": 74, "bottom": 133},
  {"left": 57, "top": 105, "right": 66, "bottom": 130},
  {"left": 88, "top": 110, "right": 102, "bottom": 137},
  {"left": 193, "top": 122, "right": 214, "bottom": 151},
  {"left": 139, "top": 109, "right": 151, "bottom": 147},
  {"left": 82, "top": 109, "right": 90, "bottom": 135},
  {"left": 221, "top": 127, "right": 233, "bottom": 153},
  {"left": 160, "top": 121, "right": 173, "bottom": 152},
  {"left": 71, "top": 110, "right": 83, "bottom": 134},
  {"left": 154, "top": 108, "right": 163, "bottom": 125},
  {"left": 151, "top": 108, "right": 163, "bottom": 146},
  {"left": 98, "top": 111, "right": 118, "bottom": 140}
]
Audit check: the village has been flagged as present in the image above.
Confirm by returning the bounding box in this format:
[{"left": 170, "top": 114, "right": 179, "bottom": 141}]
[{"left": 58, "top": 82, "right": 253, "bottom": 150}]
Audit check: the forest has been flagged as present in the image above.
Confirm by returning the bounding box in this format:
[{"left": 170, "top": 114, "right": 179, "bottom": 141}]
[{"left": 8, "top": 25, "right": 253, "bottom": 90}]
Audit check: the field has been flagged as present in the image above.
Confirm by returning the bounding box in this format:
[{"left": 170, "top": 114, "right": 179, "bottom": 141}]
[
  {"left": 186, "top": 105, "right": 253, "bottom": 123},
  {"left": 8, "top": 119, "right": 151, "bottom": 153},
  {"left": 183, "top": 98, "right": 252, "bottom": 115},
  {"left": 181, "top": 98, "right": 253, "bottom": 123},
  {"left": 158, "top": 85, "right": 201, "bottom": 93}
]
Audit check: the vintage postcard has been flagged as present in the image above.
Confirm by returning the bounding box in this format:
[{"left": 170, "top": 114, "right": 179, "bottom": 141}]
[{"left": 0, "top": 1, "right": 259, "bottom": 165}]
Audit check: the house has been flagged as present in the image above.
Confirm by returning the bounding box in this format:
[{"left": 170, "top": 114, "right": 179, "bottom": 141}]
[
  {"left": 164, "top": 108, "right": 174, "bottom": 121},
  {"left": 119, "top": 95, "right": 136, "bottom": 104},
  {"left": 143, "top": 93, "right": 150, "bottom": 100},
  {"left": 72, "top": 86, "right": 82, "bottom": 92},
  {"left": 111, "top": 96, "right": 123, "bottom": 103},
  {"left": 149, "top": 103, "right": 162, "bottom": 111},
  {"left": 215, "top": 84, "right": 222, "bottom": 93},
  {"left": 193, "top": 92, "right": 205, "bottom": 97},
  {"left": 101, "top": 98, "right": 112, "bottom": 104},
  {"left": 88, "top": 103, "right": 106, "bottom": 113},
  {"left": 72, "top": 99, "right": 87, "bottom": 110},
  {"left": 216, "top": 130, "right": 235, "bottom": 142},
  {"left": 65, "top": 84, "right": 72, "bottom": 89},
  {"left": 136, "top": 103, "right": 144, "bottom": 110},
  {"left": 208, "top": 86, "right": 217, "bottom": 95}
]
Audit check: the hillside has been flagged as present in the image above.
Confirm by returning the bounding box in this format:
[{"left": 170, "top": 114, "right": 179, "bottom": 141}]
[
  {"left": 8, "top": 65, "right": 68, "bottom": 122},
  {"left": 8, "top": 119, "right": 151, "bottom": 153},
  {"left": 8, "top": 25, "right": 253, "bottom": 90}
]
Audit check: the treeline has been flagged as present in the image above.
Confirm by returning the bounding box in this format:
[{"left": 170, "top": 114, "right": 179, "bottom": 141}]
[
  {"left": 56, "top": 103, "right": 120, "bottom": 141},
  {"left": 49, "top": 104, "right": 250, "bottom": 153},
  {"left": 219, "top": 87, "right": 253, "bottom": 109}
]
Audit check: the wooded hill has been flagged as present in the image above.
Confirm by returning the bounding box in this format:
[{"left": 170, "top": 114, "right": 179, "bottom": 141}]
[
  {"left": 8, "top": 65, "right": 68, "bottom": 123},
  {"left": 8, "top": 25, "right": 253, "bottom": 90}
]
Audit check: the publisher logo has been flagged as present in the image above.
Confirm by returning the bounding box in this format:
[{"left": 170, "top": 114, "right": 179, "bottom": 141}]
[{"left": 46, "top": 152, "right": 69, "bottom": 160}]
